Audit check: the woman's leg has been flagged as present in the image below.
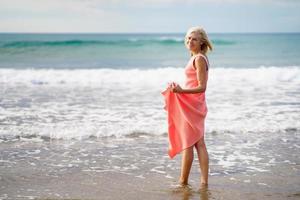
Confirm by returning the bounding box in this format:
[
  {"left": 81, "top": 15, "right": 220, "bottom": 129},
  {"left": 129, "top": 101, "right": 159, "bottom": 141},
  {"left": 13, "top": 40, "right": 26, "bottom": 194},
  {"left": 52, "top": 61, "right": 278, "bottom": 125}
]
[
  {"left": 195, "top": 137, "right": 209, "bottom": 185},
  {"left": 179, "top": 146, "right": 194, "bottom": 185}
]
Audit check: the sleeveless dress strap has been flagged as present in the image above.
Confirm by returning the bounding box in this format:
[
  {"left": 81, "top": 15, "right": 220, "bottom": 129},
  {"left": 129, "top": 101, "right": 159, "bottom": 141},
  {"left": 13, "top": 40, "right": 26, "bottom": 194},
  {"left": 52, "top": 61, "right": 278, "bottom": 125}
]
[{"left": 192, "top": 54, "right": 209, "bottom": 71}]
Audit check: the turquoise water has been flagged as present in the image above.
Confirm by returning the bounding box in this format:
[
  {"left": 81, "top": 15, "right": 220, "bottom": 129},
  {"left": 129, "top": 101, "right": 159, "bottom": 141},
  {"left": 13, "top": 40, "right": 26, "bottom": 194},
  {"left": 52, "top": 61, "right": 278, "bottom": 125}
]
[{"left": 0, "top": 33, "right": 299, "bottom": 69}]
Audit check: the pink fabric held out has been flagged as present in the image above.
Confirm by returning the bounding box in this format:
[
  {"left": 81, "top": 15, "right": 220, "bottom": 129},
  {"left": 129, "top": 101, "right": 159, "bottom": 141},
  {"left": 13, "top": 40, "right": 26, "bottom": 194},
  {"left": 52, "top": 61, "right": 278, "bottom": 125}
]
[{"left": 161, "top": 54, "right": 209, "bottom": 159}]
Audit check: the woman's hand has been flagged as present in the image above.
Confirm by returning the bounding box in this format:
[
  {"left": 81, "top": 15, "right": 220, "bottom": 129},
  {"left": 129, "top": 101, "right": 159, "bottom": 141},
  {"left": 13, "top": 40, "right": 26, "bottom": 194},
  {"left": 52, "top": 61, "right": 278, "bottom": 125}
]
[
  {"left": 168, "top": 82, "right": 184, "bottom": 93},
  {"left": 173, "top": 84, "right": 184, "bottom": 93}
]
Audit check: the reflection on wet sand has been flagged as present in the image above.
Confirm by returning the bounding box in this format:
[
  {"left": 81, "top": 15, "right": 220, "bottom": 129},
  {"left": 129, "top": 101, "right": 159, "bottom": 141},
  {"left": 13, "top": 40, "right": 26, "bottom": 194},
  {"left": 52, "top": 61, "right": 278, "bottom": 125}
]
[{"left": 171, "top": 184, "right": 210, "bottom": 200}]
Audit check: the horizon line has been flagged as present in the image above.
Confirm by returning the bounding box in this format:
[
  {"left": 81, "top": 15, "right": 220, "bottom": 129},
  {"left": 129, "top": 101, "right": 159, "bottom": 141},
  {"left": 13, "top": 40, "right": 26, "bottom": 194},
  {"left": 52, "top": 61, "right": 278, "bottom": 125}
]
[{"left": 0, "top": 31, "right": 299, "bottom": 34}]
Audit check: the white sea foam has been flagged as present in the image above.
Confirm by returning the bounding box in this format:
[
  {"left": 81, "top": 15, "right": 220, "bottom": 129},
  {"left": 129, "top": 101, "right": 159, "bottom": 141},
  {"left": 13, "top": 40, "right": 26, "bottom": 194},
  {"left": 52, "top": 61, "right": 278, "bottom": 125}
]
[
  {"left": 0, "top": 67, "right": 299, "bottom": 140},
  {"left": 150, "top": 166, "right": 166, "bottom": 174}
]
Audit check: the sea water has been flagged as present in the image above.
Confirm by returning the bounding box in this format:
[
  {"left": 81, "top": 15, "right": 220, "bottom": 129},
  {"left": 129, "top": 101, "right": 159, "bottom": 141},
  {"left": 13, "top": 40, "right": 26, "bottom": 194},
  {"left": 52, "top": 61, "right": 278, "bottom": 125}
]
[
  {"left": 0, "top": 33, "right": 299, "bottom": 140},
  {"left": 0, "top": 33, "right": 300, "bottom": 199}
]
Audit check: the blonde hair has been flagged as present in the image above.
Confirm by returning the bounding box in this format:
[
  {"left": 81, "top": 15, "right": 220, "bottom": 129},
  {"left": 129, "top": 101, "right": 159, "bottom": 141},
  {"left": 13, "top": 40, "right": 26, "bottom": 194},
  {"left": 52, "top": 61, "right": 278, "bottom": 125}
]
[{"left": 185, "top": 26, "right": 213, "bottom": 54}]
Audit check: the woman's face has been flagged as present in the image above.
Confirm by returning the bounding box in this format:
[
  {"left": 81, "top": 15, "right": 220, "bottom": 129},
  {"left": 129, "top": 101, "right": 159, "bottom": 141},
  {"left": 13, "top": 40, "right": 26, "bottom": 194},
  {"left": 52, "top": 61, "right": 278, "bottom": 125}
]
[{"left": 186, "top": 32, "right": 201, "bottom": 52}]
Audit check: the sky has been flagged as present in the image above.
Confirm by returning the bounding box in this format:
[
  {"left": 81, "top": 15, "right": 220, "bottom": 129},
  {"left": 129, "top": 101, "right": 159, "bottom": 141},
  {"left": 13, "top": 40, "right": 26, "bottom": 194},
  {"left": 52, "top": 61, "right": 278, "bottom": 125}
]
[{"left": 0, "top": 0, "right": 299, "bottom": 33}]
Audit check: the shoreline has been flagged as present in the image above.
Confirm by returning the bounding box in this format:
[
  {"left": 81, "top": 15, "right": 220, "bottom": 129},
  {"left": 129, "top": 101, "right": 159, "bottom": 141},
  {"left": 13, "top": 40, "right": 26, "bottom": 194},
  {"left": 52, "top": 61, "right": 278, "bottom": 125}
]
[{"left": 0, "top": 138, "right": 299, "bottom": 200}]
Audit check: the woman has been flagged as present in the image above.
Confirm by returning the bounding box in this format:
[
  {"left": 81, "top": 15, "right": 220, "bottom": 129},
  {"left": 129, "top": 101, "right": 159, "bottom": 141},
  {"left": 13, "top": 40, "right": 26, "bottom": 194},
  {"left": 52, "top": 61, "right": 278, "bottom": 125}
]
[{"left": 161, "top": 26, "right": 213, "bottom": 187}]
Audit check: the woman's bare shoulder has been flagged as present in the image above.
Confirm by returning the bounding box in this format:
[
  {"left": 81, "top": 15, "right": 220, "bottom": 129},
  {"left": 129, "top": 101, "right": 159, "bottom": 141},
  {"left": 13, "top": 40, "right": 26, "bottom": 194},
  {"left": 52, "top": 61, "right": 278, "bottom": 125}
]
[{"left": 193, "top": 55, "right": 207, "bottom": 70}]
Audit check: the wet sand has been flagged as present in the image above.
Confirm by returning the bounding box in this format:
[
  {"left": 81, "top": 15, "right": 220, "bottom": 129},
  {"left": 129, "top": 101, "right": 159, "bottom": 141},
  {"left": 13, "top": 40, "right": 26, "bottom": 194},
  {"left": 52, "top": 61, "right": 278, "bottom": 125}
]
[{"left": 0, "top": 135, "right": 299, "bottom": 200}]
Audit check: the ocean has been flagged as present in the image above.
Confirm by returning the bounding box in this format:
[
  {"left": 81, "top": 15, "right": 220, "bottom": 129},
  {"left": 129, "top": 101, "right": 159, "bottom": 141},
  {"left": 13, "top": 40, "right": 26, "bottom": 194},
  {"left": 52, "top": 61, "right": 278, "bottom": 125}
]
[
  {"left": 0, "top": 33, "right": 300, "bottom": 199},
  {"left": 1, "top": 33, "right": 300, "bottom": 69}
]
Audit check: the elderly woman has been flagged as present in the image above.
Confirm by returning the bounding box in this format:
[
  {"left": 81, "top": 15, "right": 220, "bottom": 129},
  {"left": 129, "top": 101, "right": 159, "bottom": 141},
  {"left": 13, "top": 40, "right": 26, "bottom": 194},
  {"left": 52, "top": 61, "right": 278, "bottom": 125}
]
[{"left": 162, "top": 26, "right": 213, "bottom": 187}]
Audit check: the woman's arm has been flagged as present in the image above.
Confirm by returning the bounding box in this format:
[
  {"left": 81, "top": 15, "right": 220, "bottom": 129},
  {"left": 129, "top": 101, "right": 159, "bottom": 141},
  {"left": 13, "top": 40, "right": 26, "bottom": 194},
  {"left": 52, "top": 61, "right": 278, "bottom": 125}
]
[{"left": 173, "top": 56, "right": 207, "bottom": 94}]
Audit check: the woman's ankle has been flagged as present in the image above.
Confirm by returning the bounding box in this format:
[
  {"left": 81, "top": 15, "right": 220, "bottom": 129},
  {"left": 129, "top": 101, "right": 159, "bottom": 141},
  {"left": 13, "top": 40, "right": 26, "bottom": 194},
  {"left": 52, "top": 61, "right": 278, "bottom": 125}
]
[
  {"left": 178, "top": 178, "right": 188, "bottom": 185},
  {"left": 200, "top": 178, "right": 208, "bottom": 186}
]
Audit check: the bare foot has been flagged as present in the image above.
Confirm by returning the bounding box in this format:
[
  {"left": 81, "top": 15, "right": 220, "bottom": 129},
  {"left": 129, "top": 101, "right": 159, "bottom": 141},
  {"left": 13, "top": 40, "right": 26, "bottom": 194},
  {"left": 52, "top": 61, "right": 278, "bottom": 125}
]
[
  {"left": 198, "top": 184, "right": 209, "bottom": 199},
  {"left": 172, "top": 180, "right": 191, "bottom": 188},
  {"left": 171, "top": 181, "right": 192, "bottom": 193},
  {"left": 178, "top": 179, "right": 189, "bottom": 186}
]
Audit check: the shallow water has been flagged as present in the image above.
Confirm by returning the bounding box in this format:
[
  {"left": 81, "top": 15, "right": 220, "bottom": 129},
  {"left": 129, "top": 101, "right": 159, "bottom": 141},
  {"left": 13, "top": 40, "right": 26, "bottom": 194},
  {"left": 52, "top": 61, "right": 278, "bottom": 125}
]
[{"left": 0, "top": 130, "right": 299, "bottom": 199}]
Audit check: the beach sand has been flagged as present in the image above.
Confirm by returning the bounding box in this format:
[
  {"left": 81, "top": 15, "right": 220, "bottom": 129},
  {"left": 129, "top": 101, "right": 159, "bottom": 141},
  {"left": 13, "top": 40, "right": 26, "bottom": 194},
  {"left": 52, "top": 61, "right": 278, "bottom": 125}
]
[{"left": 0, "top": 135, "right": 299, "bottom": 200}]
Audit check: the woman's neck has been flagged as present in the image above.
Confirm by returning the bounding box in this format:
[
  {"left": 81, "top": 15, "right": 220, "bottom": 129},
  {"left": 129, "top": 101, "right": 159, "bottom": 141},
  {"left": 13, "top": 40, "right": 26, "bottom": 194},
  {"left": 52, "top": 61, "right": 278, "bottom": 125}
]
[{"left": 191, "top": 50, "right": 205, "bottom": 56}]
